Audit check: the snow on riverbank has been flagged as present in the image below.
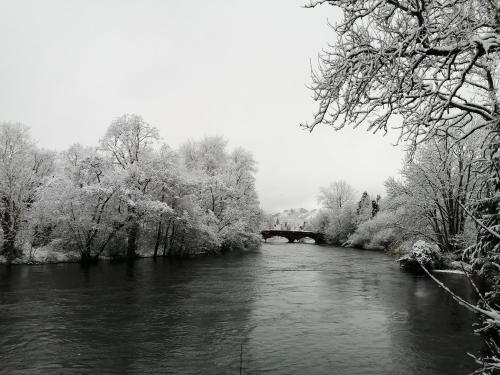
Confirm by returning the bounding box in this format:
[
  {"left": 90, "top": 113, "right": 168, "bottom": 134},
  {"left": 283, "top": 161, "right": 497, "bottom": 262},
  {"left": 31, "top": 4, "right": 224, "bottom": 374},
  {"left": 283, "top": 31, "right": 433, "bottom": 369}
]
[
  {"left": 0, "top": 244, "right": 80, "bottom": 265},
  {"left": 433, "top": 269, "right": 465, "bottom": 275}
]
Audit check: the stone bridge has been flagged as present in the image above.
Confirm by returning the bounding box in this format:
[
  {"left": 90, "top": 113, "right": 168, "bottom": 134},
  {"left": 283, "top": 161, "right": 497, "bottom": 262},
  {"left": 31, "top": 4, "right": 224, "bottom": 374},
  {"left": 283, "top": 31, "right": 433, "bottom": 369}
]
[{"left": 261, "top": 230, "right": 325, "bottom": 244}]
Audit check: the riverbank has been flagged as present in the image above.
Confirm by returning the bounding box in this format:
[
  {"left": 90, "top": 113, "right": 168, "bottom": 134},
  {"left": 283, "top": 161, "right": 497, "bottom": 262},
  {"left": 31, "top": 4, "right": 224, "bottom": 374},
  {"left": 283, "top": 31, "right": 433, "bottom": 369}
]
[
  {"left": 343, "top": 239, "right": 471, "bottom": 275},
  {"left": 0, "top": 248, "right": 80, "bottom": 265},
  {"left": 0, "top": 238, "right": 261, "bottom": 266},
  {"left": 0, "top": 238, "right": 470, "bottom": 277},
  {"left": 395, "top": 240, "right": 473, "bottom": 275},
  {"left": 0, "top": 250, "right": 218, "bottom": 266}
]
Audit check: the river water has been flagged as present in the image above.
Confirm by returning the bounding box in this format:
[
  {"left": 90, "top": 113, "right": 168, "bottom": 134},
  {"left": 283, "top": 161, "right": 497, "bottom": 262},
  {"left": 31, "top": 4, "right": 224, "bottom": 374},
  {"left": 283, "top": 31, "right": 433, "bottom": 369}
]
[{"left": 0, "top": 242, "right": 483, "bottom": 374}]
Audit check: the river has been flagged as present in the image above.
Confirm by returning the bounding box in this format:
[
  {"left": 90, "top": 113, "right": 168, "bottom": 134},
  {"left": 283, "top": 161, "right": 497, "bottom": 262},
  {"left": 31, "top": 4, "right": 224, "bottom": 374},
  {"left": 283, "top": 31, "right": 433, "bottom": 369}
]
[{"left": 0, "top": 242, "right": 483, "bottom": 374}]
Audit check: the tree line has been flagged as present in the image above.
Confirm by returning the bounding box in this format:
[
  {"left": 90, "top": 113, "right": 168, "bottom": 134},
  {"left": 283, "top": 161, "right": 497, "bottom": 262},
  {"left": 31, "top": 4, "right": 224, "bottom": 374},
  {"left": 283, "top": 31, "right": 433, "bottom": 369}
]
[
  {"left": 310, "top": 127, "right": 486, "bottom": 256},
  {"left": 0, "top": 114, "right": 262, "bottom": 263}
]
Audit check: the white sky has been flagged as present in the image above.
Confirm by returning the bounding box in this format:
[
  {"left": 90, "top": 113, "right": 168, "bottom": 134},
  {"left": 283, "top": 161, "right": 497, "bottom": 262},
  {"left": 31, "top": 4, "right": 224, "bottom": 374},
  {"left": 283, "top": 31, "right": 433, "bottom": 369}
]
[{"left": 0, "top": 0, "right": 405, "bottom": 212}]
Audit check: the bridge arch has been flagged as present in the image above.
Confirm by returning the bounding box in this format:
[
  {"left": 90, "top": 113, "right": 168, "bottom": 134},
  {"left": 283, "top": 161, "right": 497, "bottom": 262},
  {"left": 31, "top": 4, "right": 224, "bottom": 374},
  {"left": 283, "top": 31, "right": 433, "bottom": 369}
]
[{"left": 261, "top": 230, "right": 325, "bottom": 244}]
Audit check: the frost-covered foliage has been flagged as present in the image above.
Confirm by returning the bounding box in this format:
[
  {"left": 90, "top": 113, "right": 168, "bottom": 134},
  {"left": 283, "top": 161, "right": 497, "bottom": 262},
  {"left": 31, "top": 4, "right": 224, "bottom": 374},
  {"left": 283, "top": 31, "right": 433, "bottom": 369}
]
[{"left": 0, "top": 116, "right": 262, "bottom": 262}]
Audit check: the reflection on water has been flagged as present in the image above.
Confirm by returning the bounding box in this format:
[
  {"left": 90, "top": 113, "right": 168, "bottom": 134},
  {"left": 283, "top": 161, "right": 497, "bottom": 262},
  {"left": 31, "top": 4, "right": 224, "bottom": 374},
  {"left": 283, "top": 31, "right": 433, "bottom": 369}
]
[{"left": 0, "top": 243, "right": 482, "bottom": 374}]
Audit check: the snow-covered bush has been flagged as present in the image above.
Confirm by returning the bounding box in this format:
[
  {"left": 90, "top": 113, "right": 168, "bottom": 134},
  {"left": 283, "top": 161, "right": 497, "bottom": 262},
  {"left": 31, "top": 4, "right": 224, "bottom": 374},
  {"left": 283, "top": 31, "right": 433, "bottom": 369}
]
[
  {"left": 399, "top": 240, "right": 445, "bottom": 272},
  {"left": 348, "top": 211, "right": 398, "bottom": 249},
  {"left": 25, "top": 245, "right": 80, "bottom": 264}
]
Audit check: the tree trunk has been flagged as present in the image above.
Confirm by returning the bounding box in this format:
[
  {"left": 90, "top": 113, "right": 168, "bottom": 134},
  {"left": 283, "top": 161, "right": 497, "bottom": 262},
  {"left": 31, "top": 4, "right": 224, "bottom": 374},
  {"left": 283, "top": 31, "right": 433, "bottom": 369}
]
[
  {"left": 0, "top": 207, "right": 19, "bottom": 260},
  {"left": 1, "top": 224, "right": 17, "bottom": 259},
  {"left": 179, "top": 231, "right": 186, "bottom": 256},
  {"left": 168, "top": 224, "right": 176, "bottom": 256},
  {"left": 80, "top": 249, "right": 98, "bottom": 264},
  {"left": 162, "top": 219, "right": 172, "bottom": 257},
  {"left": 153, "top": 221, "right": 163, "bottom": 259},
  {"left": 126, "top": 221, "right": 139, "bottom": 258}
]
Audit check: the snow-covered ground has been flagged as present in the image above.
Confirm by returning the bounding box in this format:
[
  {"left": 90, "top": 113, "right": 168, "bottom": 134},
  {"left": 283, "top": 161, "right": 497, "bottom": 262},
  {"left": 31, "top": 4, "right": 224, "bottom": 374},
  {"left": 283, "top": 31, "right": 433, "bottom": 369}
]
[
  {"left": 0, "top": 243, "right": 80, "bottom": 265},
  {"left": 433, "top": 269, "right": 465, "bottom": 275}
]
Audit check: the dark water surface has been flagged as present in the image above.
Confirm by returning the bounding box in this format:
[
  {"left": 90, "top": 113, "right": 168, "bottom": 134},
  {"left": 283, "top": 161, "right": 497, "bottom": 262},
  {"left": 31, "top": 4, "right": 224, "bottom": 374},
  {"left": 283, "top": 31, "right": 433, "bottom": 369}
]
[{"left": 0, "top": 243, "right": 483, "bottom": 374}]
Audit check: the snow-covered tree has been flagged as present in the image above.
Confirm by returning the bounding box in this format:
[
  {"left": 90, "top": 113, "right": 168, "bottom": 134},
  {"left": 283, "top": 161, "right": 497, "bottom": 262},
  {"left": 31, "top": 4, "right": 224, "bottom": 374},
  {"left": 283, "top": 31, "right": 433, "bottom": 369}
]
[
  {"left": 399, "top": 135, "right": 484, "bottom": 252},
  {"left": 101, "top": 114, "right": 159, "bottom": 168},
  {"left": 348, "top": 131, "right": 485, "bottom": 252},
  {"left": 371, "top": 195, "right": 381, "bottom": 217},
  {"left": 179, "top": 137, "right": 262, "bottom": 251},
  {"left": 318, "top": 180, "right": 355, "bottom": 211},
  {"left": 100, "top": 114, "right": 162, "bottom": 257},
  {"left": 356, "top": 191, "right": 372, "bottom": 224},
  {"left": 32, "top": 145, "right": 124, "bottom": 261},
  {"left": 0, "top": 123, "right": 54, "bottom": 259},
  {"left": 316, "top": 180, "right": 357, "bottom": 243}
]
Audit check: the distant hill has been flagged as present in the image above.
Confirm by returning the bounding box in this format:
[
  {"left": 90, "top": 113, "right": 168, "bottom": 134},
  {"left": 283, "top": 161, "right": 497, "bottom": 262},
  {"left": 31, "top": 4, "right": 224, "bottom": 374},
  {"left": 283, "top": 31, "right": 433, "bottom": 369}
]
[{"left": 263, "top": 208, "right": 317, "bottom": 231}]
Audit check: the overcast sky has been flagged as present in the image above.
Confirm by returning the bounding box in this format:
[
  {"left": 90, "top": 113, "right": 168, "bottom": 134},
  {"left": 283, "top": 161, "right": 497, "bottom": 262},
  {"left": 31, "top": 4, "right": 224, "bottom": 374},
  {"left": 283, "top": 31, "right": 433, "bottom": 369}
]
[{"left": 0, "top": 0, "right": 405, "bottom": 212}]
